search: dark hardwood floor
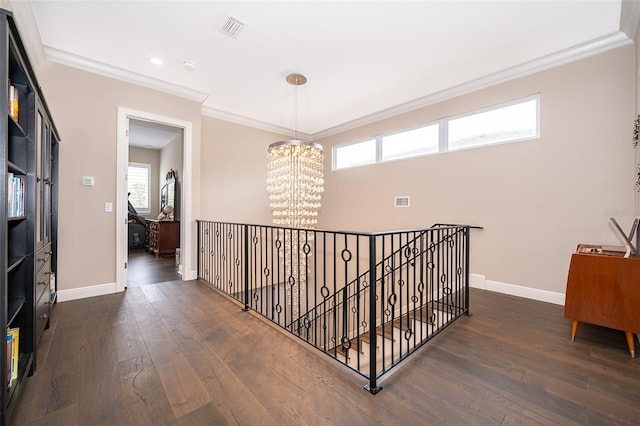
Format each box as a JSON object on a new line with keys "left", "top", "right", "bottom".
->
{"left": 10, "top": 253, "right": 640, "bottom": 425}
{"left": 126, "top": 248, "right": 181, "bottom": 287}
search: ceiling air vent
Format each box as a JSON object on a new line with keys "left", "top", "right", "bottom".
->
{"left": 394, "top": 196, "right": 410, "bottom": 208}
{"left": 219, "top": 14, "right": 245, "bottom": 39}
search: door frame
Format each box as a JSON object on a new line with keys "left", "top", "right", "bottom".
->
{"left": 116, "top": 107, "right": 194, "bottom": 292}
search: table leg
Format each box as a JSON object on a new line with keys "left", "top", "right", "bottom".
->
{"left": 625, "top": 332, "right": 636, "bottom": 358}
{"left": 571, "top": 320, "right": 579, "bottom": 342}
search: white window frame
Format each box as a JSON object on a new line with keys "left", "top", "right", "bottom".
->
{"left": 128, "top": 162, "right": 151, "bottom": 215}
{"left": 333, "top": 138, "right": 377, "bottom": 170}
{"left": 381, "top": 121, "right": 440, "bottom": 163}
{"left": 445, "top": 94, "right": 540, "bottom": 152}
{"left": 332, "top": 94, "right": 540, "bottom": 171}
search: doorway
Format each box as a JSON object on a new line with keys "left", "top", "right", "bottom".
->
{"left": 116, "top": 108, "right": 195, "bottom": 292}
{"left": 127, "top": 118, "right": 183, "bottom": 286}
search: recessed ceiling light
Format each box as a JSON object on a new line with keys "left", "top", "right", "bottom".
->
{"left": 150, "top": 57, "right": 163, "bottom": 66}
{"left": 183, "top": 61, "right": 196, "bottom": 72}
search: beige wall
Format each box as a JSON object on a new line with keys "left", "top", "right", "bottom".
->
{"left": 37, "top": 63, "right": 201, "bottom": 292}
{"left": 129, "top": 146, "right": 160, "bottom": 218}
{"left": 200, "top": 117, "right": 285, "bottom": 224}
{"left": 635, "top": 21, "right": 640, "bottom": 217}
{"left": 315, "top": 45, "right": 636, "bottom": 295}
{"left": 160, "top": 133, "right": 183, "bottom": 219}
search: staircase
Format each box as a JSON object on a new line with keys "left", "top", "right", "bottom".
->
{"left": 330, "top": 298, "right": 455, "bottom": 374}
{"left": 197, "top": 220, "right": 473, "bottom": 393}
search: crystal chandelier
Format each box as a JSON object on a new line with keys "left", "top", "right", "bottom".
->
{"left": 267, "top": 73, "right": 324, "bottom": 228}
{"left": 266, "top": 73, "right": 324, "bottom": 320}
{"left": 267, "top": 140, "right": 324, "bottom": 227}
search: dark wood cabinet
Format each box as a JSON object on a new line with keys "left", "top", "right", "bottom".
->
{"left": 0, "top": 9, "right": 59, "bottom": 425}
{"left": 145, "top": 220, "right": 180, "bottom": 256}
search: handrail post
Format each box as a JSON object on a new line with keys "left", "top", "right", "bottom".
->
{"left": 196, "top": 220, "right": 201, "bottom": 280}
{"left": 464, "top": 226, "right": 470, "bottom": 316}
{"left": 365, "top": 234, "right": 382, "bottom": 394}
{"left": 243, "top": 224, "right": 250, "bottom": 311}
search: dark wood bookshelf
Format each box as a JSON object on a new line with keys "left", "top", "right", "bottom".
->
{"left": 1, "top": 8, "right": 60, "bottom": 425}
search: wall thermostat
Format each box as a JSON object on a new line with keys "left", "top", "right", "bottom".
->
{"left": 82, "top": 176, "right": 95, "bottom": 186}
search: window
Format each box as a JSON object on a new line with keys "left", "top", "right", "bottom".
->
{"left": 448, "top": 97, "right": 539, "bottom": 151}
{"left": 128, "top": 162, "right": 151, "bottom": 214}
{"left": 334, "top": 139, "right": 376, "bottom": 170}
{"left": 382, "top": 123, "right": 439, "bottom": 161}
{"left": 333, "top": 95, "right": 540, "bottom": 170}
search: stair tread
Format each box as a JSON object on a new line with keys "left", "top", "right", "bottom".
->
{"left": 330, "top": 336, "right": 367, "bottom": 356}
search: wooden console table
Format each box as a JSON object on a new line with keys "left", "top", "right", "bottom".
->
{"left": 564, "top": 248, "right": 640, "bottom": 358}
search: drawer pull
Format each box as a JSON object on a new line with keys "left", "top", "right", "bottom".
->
{"left": 37, "top": 281, "right": 47, "bottom": 286}
{"left": 39, "top": 313, "right": 48, "bottom": 319}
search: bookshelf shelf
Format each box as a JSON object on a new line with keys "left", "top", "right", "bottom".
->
{"left": 6, "top": 161, "right": 24, "bottom": 176}
{"left": 6, "top": 257, "right": 24, "bottom": 273}
{"left": 1, "top": 8, "right": 59, "bottom": 425}
{"left": 6, "top": 299, "right": 24, "bottom": 327}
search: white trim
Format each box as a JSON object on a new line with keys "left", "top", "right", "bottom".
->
{"left": 8, "top": 0, "right": 47, "bottom": 71}
{"left": 469, "top": 273, "right": 565, "bottom": 306}
{"left": 117, "top": 107, "right": 195, "bottom": 291}
{"left": 314, "top": 31, "right": 631, "bottom": 140}
{"left": 45, "top": 47, "right": 208, "bottom": 103}
{"left": 201, "top": 106, "right": 312, "bottom": 140}
{"left": 57, "top": 282, "right": 117, "bottom": 302}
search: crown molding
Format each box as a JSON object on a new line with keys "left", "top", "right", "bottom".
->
{"left": 312, "top": 31, "right": 632, "bottom": 140}
{"left": 201, "top": 105, "right": 312, "bottom": 140}
{"left": 44, "top": 46, "right": 208, "bottom": 103}
{"left": 8, "top": 0, "right": 47, "bottom": 71}
{"left": 621, "top": 0, "right": 640, "bottom": 41}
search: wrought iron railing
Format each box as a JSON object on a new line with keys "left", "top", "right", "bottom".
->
{"left": 196, "top": 220, "right": 473, "bottom": 393}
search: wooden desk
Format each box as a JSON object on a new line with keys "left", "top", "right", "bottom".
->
{"left": 564, "top": 251, "right": 640, "bottom": 357}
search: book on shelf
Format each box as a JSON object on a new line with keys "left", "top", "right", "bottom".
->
{"left": 6, "top": 173, "right": 25, "bottom": 218}
{"left": 5, "top": 333, "right": 11, "bottom": 388}
{"left": 7, "top": 328, "right": 20, "bottom": 386}
{"left": 50, "top": 272, "right": 56, "bottom": 299}
{"left": 8, "top": 83, "right": 18, "bottom": 121}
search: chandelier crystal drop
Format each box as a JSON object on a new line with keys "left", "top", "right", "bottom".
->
{"left": 267, "top": 140, "right": 324, "bottom": 228}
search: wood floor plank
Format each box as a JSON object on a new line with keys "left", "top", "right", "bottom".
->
{"left": 176, "top": 402, "right": 228, "bottom": 426}
{"left": 141, "top": 283, "right": 167, "bottom": 302}
{"left": 112, "top": 320, "right": 149, "bottom": 362}
{"left": 118, "top": 354, "right": 177, "bottom": 426}
{"left": 76, "top": 364, "right": 125, "bottom": 426}
{"left": 182, "top": 339, "right": 278, "bottom": 426}
{"left": 24, "top": 403, "right": 78, "bottom": 426}
{"left": 155, "top": 353, "right": 211, "bottom": 419}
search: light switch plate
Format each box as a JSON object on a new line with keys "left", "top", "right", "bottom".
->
{"left": 104, "top": 202, "right": 113, "bottom": 212}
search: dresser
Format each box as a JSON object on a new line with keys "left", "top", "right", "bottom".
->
{"left": 145, "top": 220, "right": 180, "bottom": 256}
{"left": 564, "top": 248, "right": 640, "bottom": 358}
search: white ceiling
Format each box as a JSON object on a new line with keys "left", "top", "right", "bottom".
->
{"left": 129, "top": 119, "right": 184, "bottom": 149}
{"left": 9, "top": 1, "right": 637, "bottom": 139}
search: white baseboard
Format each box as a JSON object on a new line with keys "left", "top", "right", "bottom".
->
{"left": 56, "top": 282, "right": 121, "bottom": 302}
{"left": 469, "top": 273, "right": 565, "bottom": 306}
{"left": 184, "top": 269, "right": 197, "bottom": 281}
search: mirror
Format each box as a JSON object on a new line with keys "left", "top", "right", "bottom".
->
{"left": 160, "top": 173, "right": 178, "bottom": 220}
